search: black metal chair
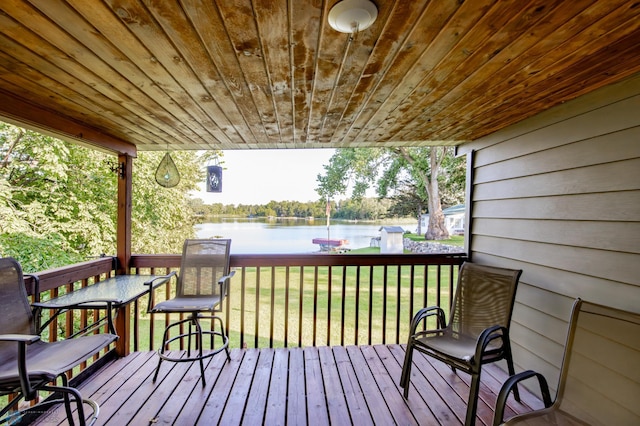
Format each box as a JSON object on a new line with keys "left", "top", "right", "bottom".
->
{"left": 493, "top": 298, "right": 640, "bottom": 425}
{"left": 0, "top": 257, "right": 117, "bottom": 426}
{"left": 148, "top": 239, "right": 234, "bottom": 387}
{"left": 400, "top": 261, "right": 522, "bottom": 425}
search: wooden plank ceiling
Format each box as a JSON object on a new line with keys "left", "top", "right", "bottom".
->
{"left": 0, "top": 0, "right": 639, "bottom": 154}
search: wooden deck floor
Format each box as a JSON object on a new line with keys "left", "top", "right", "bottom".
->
{"left": 34, "top": 345, "right": 543, "bottom": 425}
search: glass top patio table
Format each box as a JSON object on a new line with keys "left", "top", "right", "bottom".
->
{"left": 32, "top": 274, "right": 173, "bottom": 335}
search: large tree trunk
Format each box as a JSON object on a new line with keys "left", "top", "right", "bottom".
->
{"left": 424, "top": 148, "right": 449, "bottom": 240}
{"left": 396, "top": 147, "right": 450, "bottom": 240}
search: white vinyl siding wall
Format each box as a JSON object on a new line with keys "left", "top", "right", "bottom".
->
{"left": 458, "top": 73, "right": 640, "bottom": 398}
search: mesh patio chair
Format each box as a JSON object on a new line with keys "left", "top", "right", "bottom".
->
{"left": 400, "top": 261, "right": 522, "bottom": 426}
{"left": 493, "top": 298, "right": 640, "bottom": 425}
{"left": 148, "top": 239, "right": 234, "bottom": 387}
{"left": 0, "top": 257, "right": 117, "bottom": 426}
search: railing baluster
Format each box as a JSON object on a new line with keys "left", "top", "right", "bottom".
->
{"left": 382, "top": 265, "right": 388, "bottom": 345}
{"left": 327, "top": 265, "right": 332, "bottom": 346}
{"left": 368, "top": 265, "right": 373, "bottom": 346}
{"left": 80, "top": 278, "right": 89, "bottom": 370}
{"left": 270, "top": 267, "right": 275, "bottom": 348}
{"left": 298, "top": 266, "right": 303, "bottom": 347}
{"left": 284, "top": 266, "right": 290, "bottom": 348}
{"left": 240, "top": 267, "right": 246, "bottom": 349}
{"left": 340, "top": 267, "right": 346, "bottom": 346}
{"left": 436, "top": 264, "right": 442, "bottom": 309}
{"left": 423, "top": 265, "right": 428, "bottom": 310}
{"left": 312, "top": 266, "right": 318, "bottom": 347}
{"left": 255, "top": 267, "right": 261, "bottom": 349}
{"left": 355, "top": 266, "right": 361, "bottom": 346}
{"left": 49, "top": 288, "right": 59, "bottom": 342}
{"left": 396, "top": 266, "right": 401, "bottom": 344}
{"left": 409, "top": 265, "right": 415, "bottom": 327}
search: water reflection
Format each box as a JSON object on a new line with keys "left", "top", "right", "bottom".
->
{"left": 195, "top": 217, "right": 410, "bottom": 254}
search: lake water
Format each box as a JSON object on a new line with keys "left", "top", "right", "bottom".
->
{"left": 195, "top": 218, "right": 412, "bottom": 254}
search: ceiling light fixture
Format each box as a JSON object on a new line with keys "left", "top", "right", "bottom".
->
{"left": 328, "top": 0, "right": 378, "bottom": 34}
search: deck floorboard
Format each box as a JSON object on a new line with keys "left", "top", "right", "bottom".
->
{"left": 33, "top": 345, "right": 544, "bottom": 425}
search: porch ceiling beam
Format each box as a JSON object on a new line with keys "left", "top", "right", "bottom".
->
{"left": 0, "top": 90, "right": 136, "bottom": 157}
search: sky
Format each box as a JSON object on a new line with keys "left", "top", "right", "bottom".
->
{"left": 193, "top": 149, "right": 336, "bottom": 205}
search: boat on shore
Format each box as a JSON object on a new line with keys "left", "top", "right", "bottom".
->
{"left": 312, "top": 238, "right": 350, "bottom": 252}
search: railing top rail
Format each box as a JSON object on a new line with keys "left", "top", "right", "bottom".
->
{"left": 130, "top": 253, "right": 467, "bottom": 269}
{"left": 25, "top": 256, "right": 116, "bottom": 295}
{"left": 22, "top": 253, "right": 467, "bottom": 293}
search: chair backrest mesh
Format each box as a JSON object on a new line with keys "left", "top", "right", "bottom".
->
{"left": 557, "top": 300, "right": 640, "bottom": 425}
{"left": 0, "top": 258, "right": 35, "bottom": 357}
{"left": 450, "top": 262, "right": 521, "bottom": 338}
{"left": 177, "top": 239, "right": 231, "bottom": 298}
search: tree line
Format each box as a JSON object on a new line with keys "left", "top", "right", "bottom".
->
{"left": 189, "top": 197, "right": 397, "bottom": 221}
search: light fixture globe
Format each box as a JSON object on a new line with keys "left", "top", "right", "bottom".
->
{"left": 328, "top": 0, "right": 378, "bottom": 33}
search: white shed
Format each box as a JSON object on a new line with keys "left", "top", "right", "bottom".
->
{"left": 379, "top": 226, "right": 404, "bottom": 254}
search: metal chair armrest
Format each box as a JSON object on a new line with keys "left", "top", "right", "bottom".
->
{"left": 410, "top": 305, "right": 446, "bottom": 336}
{"left": 493, "top": 370, "right": 553, "bottom": 426}
{"left": 474, "top": 325, "right": 507, "bottom": 361}
{"left": 217, "top": 270, "right": 236, "bottom": 298}
{"left": 0, "top": 333, "right": 40, "bottom": 343}
{"left": 145, "top": 271, "right": 177, "bottom": 313}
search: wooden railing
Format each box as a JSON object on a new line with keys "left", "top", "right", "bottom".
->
{"left": 129, "top": 253, "right": 467, "bottom": 352}
{"left": 25, "top": 253, "right": 467, "bottom": 371}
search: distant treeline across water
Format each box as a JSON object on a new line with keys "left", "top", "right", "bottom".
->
{"left": 195, "top": 217, "right": 415, "bottom": 254}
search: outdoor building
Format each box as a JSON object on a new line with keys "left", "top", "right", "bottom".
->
{"left": 378, "top": 226, "right": 405, "bottom": 254}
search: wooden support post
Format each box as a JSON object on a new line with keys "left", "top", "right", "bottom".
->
{"left": 116, "top": 153, "right": 132, "bottom": 275}
{"left": 116, "top": 153, "right": 133, "bottom": 355}
{"left": 115, "top": 305, "right": 131, "bottom": 356}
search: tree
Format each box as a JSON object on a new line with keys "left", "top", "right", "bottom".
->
{"left": 386, "top": 179, "right": 425, "bottom": 234}
{"left": 316, "top": 147, "right": 464, "bottom": 240}
{"left": 395, "top": 147, "right": 448, "bottom": 240}
{"left": 0, "top": 122, "right": 214, "bottom": 270}
{"left": 1, "top": 123, "right": 117, "bottom": 270}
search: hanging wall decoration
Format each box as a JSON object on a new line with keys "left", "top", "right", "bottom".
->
{"left": 155, "top": 151, "right": 180, "bottom": 188}
{"left": 206, "top": 158, "right": 222, "bottom": 193}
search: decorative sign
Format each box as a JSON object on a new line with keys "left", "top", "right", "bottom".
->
{"left": 207, "top": 165, "right": 222, "bottom": 192}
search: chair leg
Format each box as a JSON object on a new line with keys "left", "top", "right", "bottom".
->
{"left": 62, "top": 389, "right": 76, "bottom": 426}
{"left": 400, "top": 342, "right": 414, "bottom": 398}
{"left": 213, "top": 315, "right": 231, "bottom": 361}
{"left": 187, "top": 318, "right": 194, "bottom": 357}
{"left": 59, "top": 375, "right": 77, "bottom": 426}
{"left": 193, "top": 318, "right": 207, "bottom": 388}
{"left": 154, "top": 323, "right": 173, "bottom": 382}
{"left": 69, "top": 387, "right": 87, "bottom": 426}
{"left": 504, "top": 341, "right": 520, "bottom": 402}
{"left": 465, "top": 372, "right": 481, "bottom": 426}
{"left": 40, "top": 383, "right": 90, "bottom": 426}
{"left": 153, "top": 313, "right": 228, "bottom": 387}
